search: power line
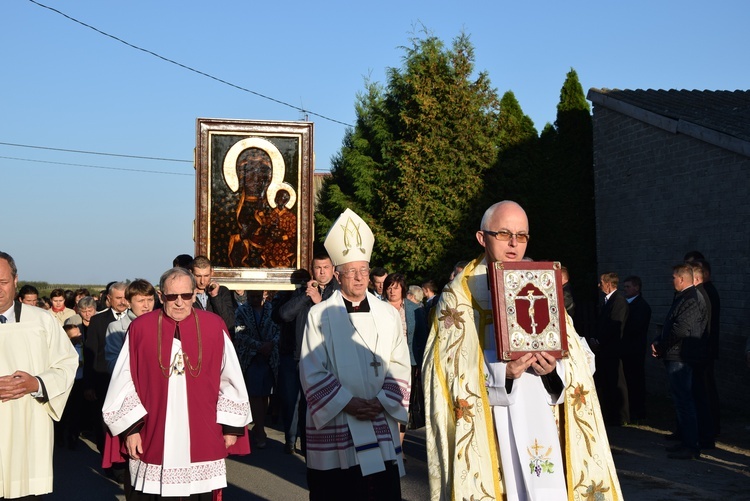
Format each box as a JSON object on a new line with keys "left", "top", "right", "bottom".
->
{"left": 0, "top": 141, "right": 191, "bottom": 163}
{"left": 0, "top": 155, "right": 193, "bottom": 176}
{"left": 28, "top": 0, "right": 354, "bottom": 128}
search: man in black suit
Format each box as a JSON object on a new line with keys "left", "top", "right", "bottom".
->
{"left": 691, "top": 262, "right": 720, "bottom": 443}
{"left": 591, "top": 272, "right": 630, "bottom": 425}
{"left": 83, "top": 282, "right": 129, "bottom": 454}
{"left": 621, "top": 276, "right": 651, "bottom": 421}
{"left": 190, "top": 256, "right": 236, "bottom": 335}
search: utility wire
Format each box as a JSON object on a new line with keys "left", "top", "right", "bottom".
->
{"left": 0, "top": 141, "right": 191, "bottom": 163}
{"left": 28, "top": 0, "right": 354, "bottom": 128}
{"left": 0, "top": 155, "right": 192, "bottom": 176}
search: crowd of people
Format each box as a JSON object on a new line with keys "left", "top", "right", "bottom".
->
{"left": 587, "top": 252, "right": 722, "bottom": 461}
{"left": 0, "top": 199, "right": 733, "bottom": 500}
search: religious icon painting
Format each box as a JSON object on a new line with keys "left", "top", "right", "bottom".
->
{"left": 488, "top": 261, "right": 569, "bottom": 361}
{"left": 195, "top": 119, "right": 314, "bottom": 291}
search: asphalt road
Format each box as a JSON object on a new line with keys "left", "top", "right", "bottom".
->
{"left": 48, "top": 421, "right": 749, "bottom": 500}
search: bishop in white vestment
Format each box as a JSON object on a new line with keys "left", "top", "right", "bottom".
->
{"left": 300, "top": 209, "right": 411, "bottom": 501}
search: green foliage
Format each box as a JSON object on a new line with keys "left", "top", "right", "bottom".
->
{"left": 318, "top": 34, "right": 596, "bottom": 301}
{"left": 530, "top": 68, "right": 596, "bottom": 304}
{"left": 317, "top": 32, "right": 501, "bottom": 280}
{"left": 17, "top": 281, "right": 107, "bottom": 299}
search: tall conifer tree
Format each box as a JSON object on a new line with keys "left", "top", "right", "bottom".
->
{"left": 317, "top": 32, "right": 501, "bottom": 278}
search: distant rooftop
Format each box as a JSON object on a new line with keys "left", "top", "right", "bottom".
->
{"left": 587, "top": 88, "right": 750, "bottom": 157}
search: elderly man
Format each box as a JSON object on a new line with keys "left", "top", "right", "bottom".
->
{"left": 0, "top": 251, "right": 79, "bottom": 499}
{"left": 423, "top": 201, "right": 622, "bottom": 501}
{"left": 103, "top": 267, "right": 251, "bottom": 499}
{"left": 300, "top": 209, "right": 411, "bottom": 501}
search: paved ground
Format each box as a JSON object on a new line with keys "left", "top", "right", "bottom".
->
{"left": 48, "top": 412, "right": 749, "bottom": 500}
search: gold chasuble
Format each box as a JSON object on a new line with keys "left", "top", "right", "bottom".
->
{"left": 423, "top": 256, "right": 622, "bottom": 501}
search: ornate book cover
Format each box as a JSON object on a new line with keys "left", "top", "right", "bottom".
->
{"left": 488, "top": 261, "right": 569, "bottom": 361}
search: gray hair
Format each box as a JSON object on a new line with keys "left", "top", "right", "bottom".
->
{"left": 109, "top": 282, "right": 128, "bottom": 294}
{"left": 77, "top": 296, "right": 97, "bottom": 310}
{"left": 159, "top": 266, "right": 196, "bottom": 292}
{"left": 407, "top": 285, "right": 424, "bottom": 302}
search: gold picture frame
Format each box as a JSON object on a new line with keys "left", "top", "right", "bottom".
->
{"left": 195, "top": 118, "right": 314, "bottom": 290}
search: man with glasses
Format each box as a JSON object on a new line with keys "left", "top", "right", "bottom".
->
{"left": 300, "top": 209, "right": 411, "bottom": 501}
{"left": 103, "top": 267, "right": 251, "bottom": 499}
{"left": 423, "top": 201, "right": 622, "bottom": 500}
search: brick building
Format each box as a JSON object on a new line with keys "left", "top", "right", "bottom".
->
{"left": 587, "top": 88, "right": 750, "bottom": 411}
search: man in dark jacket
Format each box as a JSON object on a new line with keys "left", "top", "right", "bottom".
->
{"left": 276, "top": 252, "right": 340, "bottom": 454}
{"left": 190, "top": 256, "right": 236, "bottom": 335}
{"left": 592, "top": 272, "right": 630, "bottom": 425}
{"left": 652, "top": 264, "right": 709, "bottom": 459}
{"left": 621, "top": 276, "right": 651, "bottom": 421}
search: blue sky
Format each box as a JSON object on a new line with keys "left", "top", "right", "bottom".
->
{"left": 2, "top": 0, "right": 747, "bottom": 285}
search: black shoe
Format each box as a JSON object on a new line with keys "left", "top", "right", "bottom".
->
{"left": 665, "top": 443, "right": 685, "bottom": 453}
{"left": 668, "top": 448, "right": 699, "bottom": 460}
{"left": 700, "top": 441, "right": 716, "bottom": 450}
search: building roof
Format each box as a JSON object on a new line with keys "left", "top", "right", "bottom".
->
{"left": 587, "top": 88, "right": 750, "bottom": 157}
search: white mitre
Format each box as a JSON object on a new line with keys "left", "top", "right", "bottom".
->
{"left": 324, "top": 208, "right": 374, "bottom": 266}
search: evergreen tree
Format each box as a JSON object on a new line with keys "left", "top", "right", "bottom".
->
{"left": 481, "top": 91, "right": 539, "bottom": 223}
{"left": 317, "top": 32, "right": 501, "bottom": 279}
{"left": 531, "top": 68, "right": 596, "bottom": 323}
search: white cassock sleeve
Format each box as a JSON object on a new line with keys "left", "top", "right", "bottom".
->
{"left": 217, "top": 331, "right": 252, "bottom": 427}
{"left": 102, "top": 336, "right": 147, "bottom": 436}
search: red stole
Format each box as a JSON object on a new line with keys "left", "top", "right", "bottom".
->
{"left": 127, "top": 308, "right": 227, "bottom": 465}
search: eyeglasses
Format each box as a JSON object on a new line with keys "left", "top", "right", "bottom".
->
{"left": 162, "top": 292, "right": 194, "bottom": 302}
{"left": 338, "top": 267, "right": 370, "bottom": 278}
{"left": 483, "top": 230, "right": 530, "bottom": 243}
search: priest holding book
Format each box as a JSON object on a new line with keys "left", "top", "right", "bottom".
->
{"left": 423, "top": 201, "right": 622, "bottom": 501}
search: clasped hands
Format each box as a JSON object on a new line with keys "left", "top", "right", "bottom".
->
{"left": 344, "top": 397, "right": 384, "bottom": 421}
{"left": 505, "top": 352, "right": 556, "bottom": 379}
{"left": 0, "top": 371, "right": 39, "bottom": 402}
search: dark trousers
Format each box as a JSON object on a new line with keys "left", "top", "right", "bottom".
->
{"left": 307, "top": 462, "right": 401, "bottom": 501}
{"left": 277, "top": 354, "right": 301, "bottom": 444}
{"left": 666, "top": 360, "right": 712, "bottom": 452}
{"left": 703, "top": 360, "right": 721, "bottom": 437}
{"left": 594, "top": 356, "right": 630, "bottom": 425}
{"left": 622, "top": 354, "right": 646, "bottom": 420}
{"left": 127, "top": 491, "right": 213, "bottom": 501}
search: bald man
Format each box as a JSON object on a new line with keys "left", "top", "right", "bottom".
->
{"left": 423, "top": 201, "right": 622, "bottom": 501}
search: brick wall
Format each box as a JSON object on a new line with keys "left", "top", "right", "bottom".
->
{"left": 591, "top": 106, "right": 750, "bottom": 412}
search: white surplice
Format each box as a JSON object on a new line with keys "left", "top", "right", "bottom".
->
{"left": 0, "top": 304, "right": 78, "bottom": 498}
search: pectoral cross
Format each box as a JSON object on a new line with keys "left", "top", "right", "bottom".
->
{"left": 370, "top": 354, "right": 382, "bottom": 376}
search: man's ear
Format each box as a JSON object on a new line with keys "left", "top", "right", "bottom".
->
{"left": 476, "top": 230, "right": 486, "bottom": 248}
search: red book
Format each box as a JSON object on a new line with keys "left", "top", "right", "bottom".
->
{"left": 488, "top": 261, "right": 569, "bottom": 361}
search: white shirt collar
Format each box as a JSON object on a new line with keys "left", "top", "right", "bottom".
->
{"left": 0, "top": 303, "right": 15, "bottom": 323}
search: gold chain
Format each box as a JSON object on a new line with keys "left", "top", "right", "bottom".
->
{"left": 157, "top": 310, "right": 203, "bottom": 378}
